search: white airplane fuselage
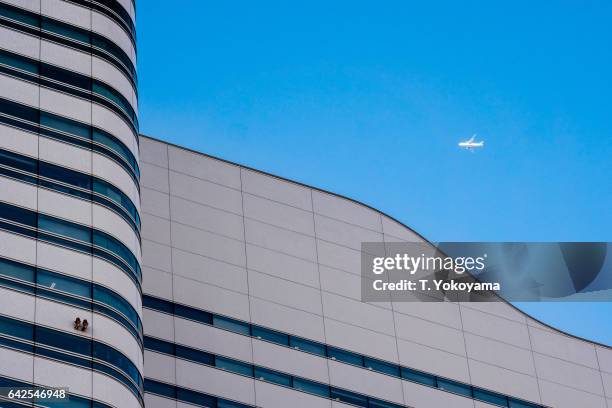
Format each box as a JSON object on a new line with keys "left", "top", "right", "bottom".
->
{"left": 458, "top": 141, "right": 484, "bottom": 149}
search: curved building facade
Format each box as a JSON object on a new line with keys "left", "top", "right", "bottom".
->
{"left": 0, "top": 0, "right": 143, "bottom": 407}
{"left": 139, "top": 136, "right": 612, "bottom": 408}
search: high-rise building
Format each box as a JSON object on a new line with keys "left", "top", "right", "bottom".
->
{"left": 0, "top": 1, "right": 611, "bottom": 408}
{"left": 0, "top": 0, "right": 142, "bottom": 407}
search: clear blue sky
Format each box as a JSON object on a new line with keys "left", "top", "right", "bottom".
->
{"left": 137, "top": 1, "right": 612, "bottom": 345}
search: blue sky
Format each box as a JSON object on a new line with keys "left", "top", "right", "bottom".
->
{"left": 137, "top": 1, "right": 612, "bottom": 344}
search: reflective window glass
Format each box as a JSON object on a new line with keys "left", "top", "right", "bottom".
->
{"left": 328, "top": 347, "right": 363, "bottom": 366}
{"left": 437, "top": 378, "right": 472, "bottom": 397}
{"left": 401, "top": 367, "right": 437, "bottom": 387}
{"left": 289, "top": 336, "right": 326, "bottom": 356}
{"left": 364, "top": 357, "right": 400, "bottom": 377}
{"left": 254, "top": 367, "right": 291, "bottom": 387}
{"left": 213, "top": 315, "right": 250, "bottom": 336}
{"left": 292, "top": 377, "right": 330, "bottom": 398}
{"left": 252, "top": 326, "right": 289, "bottom": 346}
{"left": 215, "top": 357, "right": 253, "bottom": 377}
{"left": 330, "top": 388, "right": 367, "bottom": 407}
{"left": 37, "top": 269, "right": 91, "bottom": 298}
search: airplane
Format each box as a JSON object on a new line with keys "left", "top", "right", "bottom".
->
{"left": 458, "top": 134, "right": 484, "bottom": 150}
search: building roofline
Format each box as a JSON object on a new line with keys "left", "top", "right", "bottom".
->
{"left": 139, "top": 133, "right": 611, "bottom": 350}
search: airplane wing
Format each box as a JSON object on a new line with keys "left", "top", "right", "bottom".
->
{"left": 468, "top": 134, "right": 476, "bottom": 143}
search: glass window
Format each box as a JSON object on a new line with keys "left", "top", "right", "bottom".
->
{"left": 369, "top": 399, "right": 405, "bottom": 408}
{"left": 93, "top": 230, "right": 136, "bottom": 271}
{"left": 174, "top": 304, "right": 213, "bottom": 325}
{"left": 330, "top": 388, "right": 367, "bottom": 407}
{"left": 401, "top": 367, "right": 437, "bottom": 387}
{"left": 0, "top": 98, "right": 39, "bottom": 123}
{"left": 252, "top": 326, "right": 289, "bottom": 346}
{"left": 39, "top": 161, "right": 91, "bottom": 190}
{"left": 38, "top": 215, "right": 91, "bottom": 243}
{"left": 437, "top": 378, "right": 472, "bottom": 397}
{"left": 37, "top": 269, "right": 91, "bottom": 298}
{"left": 144, "top": 379, "right": 176, "bottom": 399}
{"left": 0, "top": 257, "right": 35, "bottom": 282}
{"left": 217, "top": 399, "right": 253, "bottom": 408}
{"left": 41, "top": 17, "right": 90, "bottom": 43}
{"left": 508, "top": 398, "right": 540, "bottom": 408}
{"left": 175, "top": 344, "right": 214, "bottom": 366}
{"left": 215, "top": 357, "right": 253, "bottom": 377}
{"left": 474, "top": 388, "right": 508, "bottom": 406}
{"left": 41, "top": 112, "right": 91, "bottom": 139}
{"left": 0, "top": 315, "right": 34, "bottom": 341}
{"left": 328, "top": 347, "right": 363, "bottom": 366}
{"left": 36, "top": 327, "right": 91, "bottom": 355}
{"left": 364, "top": 357, "right": 400, "bottom": 377}
{"left": 0, "top": 202, "right": 36, "bottom": 226}
{"left": 0, "top": 49, "right": 38, "bottom": 73}
{"left": 144, "top": 336, "right": 174, "bottom": 355}
{"left": 176, "top": 388, "right": 216, "bottom": 407}
{"left": 254, "top": 367, "right": 291, "bottom": 387}
{"left": 40, "top": 64, "right": 91, "bottom": 90}
{"left": 213, "top": 315, "right": 250, "bottom": 336}
{"left": 92, "top": 128, "right": 139, "bottom": 176}
{"left": 0, "top": 2, "right": 39, "bottom": 26}
{"left": 292, "top": 377, "right": 330, "bottom": 398}
{"left": 94, "top": 285, "right": 138, "bottom": 324}
{"left": 142, "top": 295, "right": 173, "bottom": 313}
{"left": 289, "top": 336, "right": 326, "bottom": 356}
{"left": 0, "top": 148, "right": 37, "bottom": 174}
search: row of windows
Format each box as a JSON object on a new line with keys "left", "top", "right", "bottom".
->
{"left": 142, "top": 295, "right": 544, "bottom": 408}
{"left": 145, "top": 336, "right": 406, "bottom": 408}
{"left": 0, "top": 201, "right": 142, "bottom": 287}
{"left": 0, "top": 256, "right": 142, "bottom": 347}
{"left": 65, "top": 0, "right": 136, "bottom": 49}
{"left": 0, "top": 1, "right": 137, "bottom": 89}
{"left": 0, "top": 147, "right": 141, "bottom": 237}
{"left": 0, "top": 315, "right": 143, "bottom": 405}
{"left": 0, "top": 375, "right": 113, "bottom": 408}
{"left": 0, "top": 96, "right": 140, "bottom": 188}
{"left": 0, "top": 47, "right": 138, "bottom": 134}
{"left": 145, "top": 378, "right": 252, "bottom": 408}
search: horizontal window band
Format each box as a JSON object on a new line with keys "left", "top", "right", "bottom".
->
{"left": 0, "top": 2, "right": 137, "bottom": 90}
{"left": 0, "top": 315, "right": 144, "bottom": 406}
{"left": 142, "top": 295, "right": 546, "bottom": 408}
{"left": 0, "top": 96, "right": 140, "bottom": 187}
{"left": 0, "top": 201, "right": 141, "bottom": 287}
{"left": 0, "top": 48, "right": 138, "bottom": 135}
{"left": 0, "top": 374, "right": 114, "bottom": 408}
{"left": 0, "top": 147, "right": 141, "bottom": 236}
{"left": 0, "top": 256, "right": 143, "bottom": 346}
{"left": 145, "top": 378, "right": 253, "bottom": 408}
{"left": 63, "top": 0, "right": 136, "bottom": 50}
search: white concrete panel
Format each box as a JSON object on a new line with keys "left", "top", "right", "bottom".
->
{"left": 246, "top": 243, "right": 320, "bottom": 288}
{"left": 92, "top": 104, "right": 138, "bottom": 157}
{"left": 142, "top": 213, "right": 171, "bottom": 245}
{"left": 469, "top": 359, "right": 541, "bottom": 403}
{"left": 93, "top": 314, "right": 143, "bottom": 373}
{"left": 170, "top": 196, "right": 244, "bottom": 241}
{"left": 539, "top": 379, "right": 606, "bottom": 408}
{"left": 0, "top": 73, "right": 39, "bottom": 107}
{"left": 322, "top": 292, "right": 395, "bottom": 336}
{"left": 460, "top": 305, "right": 532, "bottom": 349}
{"left": 38, "top": 188, "right": 92, "bottom": 226}
{"left": 460, "top": 301, "right": 527, "bottom": 323}
{"left": 142, "top": 309, "right": 175, "bottom": 342}
{"left": 93, "top": 204, "right": 140, "bottom": 260}
{"left": 141, "top": 187, "right": 170, "bottom": 219}
{"left": 394, "top": 312, "right": 467, "bottom": 356}
{"left": 312, "top": 190, "right": 382, "bottom": 232}
{"left": 93, "top": 257, "right": 141, "bottom": 313}
{"left": 169, "top": 170, "right": 242, "bottom": 214}
{"left": 602, "top": 371, "right": 612, "bottom": 399}
{"left": 0, "top": 26, "right": 39, "bottom": 60}
{"left": 381, "top": 215, "right": 422, "bottom": 242}
{"left": 39, "top": 137, "right": 91, "bottom": 174}
{"left": 175, "top": 360, "right": 256, "bottom": 405}
{"left": 397, "top": 337, "right": 471, "bottom": 383}
{"left": 40, "top": 40, "right": 91, "bottom": 76}
{"left": 93, "top": 371, "right": 141, "bottom": 408}
{"left": 252, "top": 338, "right": 329, "bottom": 383}
{"left": 0, "top": 176, "right": 37, "bottom": 210}
{"left": 316, "top": 239, "right": 362, "bottom": 275}
{"left": 174, "top": 318, "right": 253, "bottom": 363}
{"left": 249, "top": 270, "right": 323, "bottom": 315}
{"left": 92, "top": 11, "right": 135, "bottom": 66}
{"left": 392, "top": 300, "right": 462, "bottom": 330}
{"left": 255, "top": 380, "right": 331, "bottom": 408}
{"left": 173, "top": 275, "right": 250, "bottom": 321}
{"left": 145, "top": 350, "right": 176, "bottom": 384}
{"left": 529, "top": 325, "right": 599, "bottom": 369}
{"left": 34, "top": 357, "right": 92, "bottom": 398}
{"left": 0, "top": 347, "right": 34, "bottom": 382}
{"left": 41, "top": 0, "right": 91, "bottom": 29}
{"left": 168, "top": 146, "right": 241, "bottom": 189}
{"left": 140, "top": 138, "right": 168, "bottom": 168}
{"left": 597, "top": 346, "right": 612, "bottom": 374}
{"left": 0, "top": 287, "right": 35, "bottom": 322}
{"left": 243, "top": 193, "right": 315, "bottom": 236}
{"left": 0, "top": 124, "right": 38, "bottom": 156}
{"left": 171, "top": 222, "right": 245, "bottom": 267}
{"left": 36, "top": 240, "right": 92, "bottom": 281}
{"left": 245, "top": 218, "right": 317, "bottom": 262}
{"left": 241, "top": 169, "right": 313, "bottom": 211}
{"left": 315, "top": 214, "right": 383, "bottom": 252}
{"left": 143, "top": 266, "right": 172, "bottom": 300}
{"left": 141, "top": 163, "right": 169, "bottom": 196}
{"left": 172, "top": 248, "right": 248, "bottom": 294}
{"left": 92, "top": 56, "right": 137, "bottom": 110}
{"left": 40, "top": 87, "right": 91, "bottom": 124}
{"left": 402, "top": 380, "right": 475, "bottom": 408}
{"left": 328, "top": 360, "right": 404, "bottom": 404}
{"left": 465, "top": 332, "right": 536, "bottom": 376}
{"left": 142, "top": 239, "right": 171, "bottom": 273}
{"left": 0, "top": 230, "right": 37, "bottom": 267}
{"left": 325, "top": 318, "right": 399, "bottom": 362}
{"left": 319, "top": 265, "right": 373, "bottom": 303}
{"left": 250, "top": 297, "right": 326, "bottom": 342}
{"left": 533, "top": 352, "right": 604, "bottom": 396}
{"left": 35, "top": 298, "right": 92, "bottom": 339}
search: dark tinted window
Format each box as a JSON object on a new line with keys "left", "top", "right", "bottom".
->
{"left": 144, "top": 379, "right": 176, "bottom": 398}
{"left": 42, "top": 17, "right": 90, "bottom": 43}
{"left": 254, "top": 367, "right": 291, "bottom": 387}
{"left": 437, "top": 378, "right": 472, "bottom": 397}
{"left": 328, "top": 347, "right": 363, "bottom": 366}
{"left": 0, "top": 257, "right": 35, "bottom": 282}
{"left": 142, "top": 295, "right": 173, "bottom": 313}
{"left": 252, "top": 326, "right": 288, "bottom": 346}
{"left": 213, "top": 315, "right": 250, "bottom": 336}
{"left": 41, "top": 112, "right": 91, "bottom": 139}
{"left": 38, "top": 214, "right": 91, "bottom": 242}
{"left": 144, "top": 336, "right": 174, "bottom": 355}
{"left": 475, "top": 388, "right": 508, "bottom": 406}
{"left": 36, "top": 326, "right": 91, "bottom": 355}
{"left": 364, "top": 357, "right": 400, "bottom": 377}
{"left": 215, "top": 357, "right": 253, "bottom": 377}
{"left": 0, "top": 315, "right": 34, "bottom": 341}
{"left": 176, "top": 388, "right": 216, "bottom": 407}
{"left": 176, "top": 344, "right": 214, "bottom": 366}
{"left": 0, "top": 201, "right": 36, "bottom": 226}
{"left": 330, "top": 388, "right": 367, "bottom": 407}
{"left": 509, "top": 398, "right": 540, "bottom": 408}
{"left": 289, "top": 336, "right": 326, "bottom": 356}
{"left": 292, "top": 377, "right": 330, "bottom": 398}
{"left": 37, "top": 269, "right": 91, "bottom": 298}
{"left": 174, "top": 304, "right": 213, "bottom": 324}
{"left": 401, "top": 367, "right": 437, "bottom": 387}
{"left": 0, "top": 148, "right": 37, "bottom": 173}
